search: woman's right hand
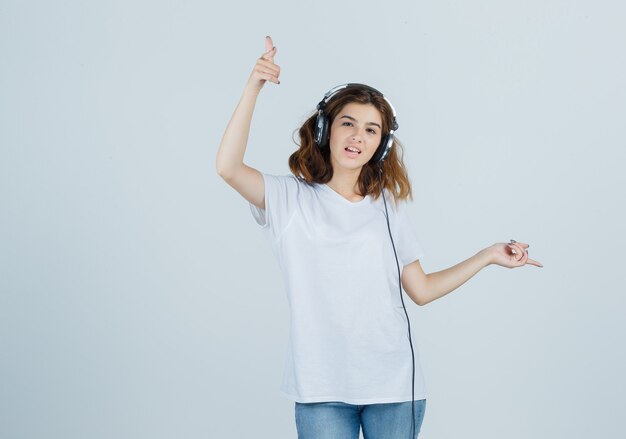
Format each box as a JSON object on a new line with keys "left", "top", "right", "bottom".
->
{"left": 247, "top": 36, "right": 281, "bottom": 92}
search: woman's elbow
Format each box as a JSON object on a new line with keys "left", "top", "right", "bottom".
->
{"left": 403, "top": 286, "right": 428, "bottom": 306}
{"left": 216, "top": 159, "right": 239, "bottom": 182}
{"left": 413, "top": 293, "right": 429, "bottom": 306}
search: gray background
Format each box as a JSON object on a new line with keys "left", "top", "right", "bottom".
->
{"left": 1, "top": 0, "right": 624, "bottom": 438}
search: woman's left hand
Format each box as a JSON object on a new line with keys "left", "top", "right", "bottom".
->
{"left": 489, "top": 240, "right": 543, "bottom": 268}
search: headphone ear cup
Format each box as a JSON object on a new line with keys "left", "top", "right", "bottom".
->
{"left": 314, "top": 111, "right": 330, "bottom": 147}
{"left": 372, "top": 134, "right": 394, "bottom": 163}
{"left": 321, "top": 114, "right": 330, "bottom": 147}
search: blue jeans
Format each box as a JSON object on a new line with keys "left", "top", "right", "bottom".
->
{"left": 294, "top": 399, "right": 426, "bottom": 439}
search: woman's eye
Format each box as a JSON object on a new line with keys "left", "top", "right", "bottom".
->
{"left": 342, "top": 121, "right": 352, "bottom": 126}
{"left": 367, "top": 128, "right": 377, "bottom": 134}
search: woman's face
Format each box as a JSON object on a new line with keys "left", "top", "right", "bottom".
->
{"left": 328, "top": 102, "right": 383, "bottom": 172}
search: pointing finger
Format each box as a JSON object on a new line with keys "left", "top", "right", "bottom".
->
{"left": 265, "top": 35, "right": 273, "bottom": 52}
{"left": 526, "top": 257, "right": 543, "bottom": 267}
{"left": 261, "top": 46, "right": 277, "bottom": 62}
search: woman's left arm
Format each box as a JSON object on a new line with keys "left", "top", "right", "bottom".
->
{"left": 402, "top": 241, "right": 543, "bottom": 306}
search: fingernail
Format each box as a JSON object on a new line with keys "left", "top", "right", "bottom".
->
{"left": 510, "top": 239, "right": 517, "bottom": 243}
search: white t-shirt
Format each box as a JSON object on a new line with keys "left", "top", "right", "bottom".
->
{"left": 249, "top": 172, "right": 427, "bottom": 404}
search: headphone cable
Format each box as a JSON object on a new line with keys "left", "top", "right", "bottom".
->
{"left": 378, "top": 163, "right": 417, "bottom": 439}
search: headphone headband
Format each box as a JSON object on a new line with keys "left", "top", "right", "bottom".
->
{"left": 317, "top": 83, "right": 398, "bottom": 130}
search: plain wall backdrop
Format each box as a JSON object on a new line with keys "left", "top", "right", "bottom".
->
{"left": 1, "top": 0, "right": 625, "bottom": 438}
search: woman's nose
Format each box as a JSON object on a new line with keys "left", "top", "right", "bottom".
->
{"left": 351, "top": 133, "right": 363, "bottom": 143}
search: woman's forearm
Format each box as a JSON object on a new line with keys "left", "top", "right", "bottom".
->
{"left": 215, "top": 84, "right": 261, "bottom": 179}
{"left": 422, "top": 248, "right": 493, "bottom": 305}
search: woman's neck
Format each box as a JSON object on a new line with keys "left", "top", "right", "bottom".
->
{"left": 326, "top": 170, "right": 363, "bottom": 200}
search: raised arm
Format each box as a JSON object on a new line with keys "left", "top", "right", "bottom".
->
{"left": 216, "top": 36, "right": 281, "bottom": 210}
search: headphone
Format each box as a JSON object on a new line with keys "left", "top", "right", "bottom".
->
{"left": 313, "top": 83, "right": 399, "bottom": 164}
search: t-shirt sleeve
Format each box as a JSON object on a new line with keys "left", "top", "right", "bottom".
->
{"left": 249, "top": 173, "right": 300, "bottom": 241}
{"left": 395, "top": 201, "right": 425, "bottom": 267}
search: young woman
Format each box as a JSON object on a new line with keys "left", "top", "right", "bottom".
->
{"left": 216, "top": 36, "right": 542, "bottom": 439}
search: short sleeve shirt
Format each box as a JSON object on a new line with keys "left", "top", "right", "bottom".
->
{"left": 250, "top": 173, "right": 427, "bottom": 404}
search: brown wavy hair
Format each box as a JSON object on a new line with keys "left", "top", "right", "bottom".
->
{"left": 288, "top": 85, "right": 413, "bottom": 203}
